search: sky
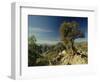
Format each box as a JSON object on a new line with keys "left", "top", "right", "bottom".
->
{"left": 28, "top": 15, "right": 88, "bottom": 44}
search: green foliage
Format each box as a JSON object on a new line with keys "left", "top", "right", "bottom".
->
{"left": 28, "top": 35, "right": 41, "bottom": 66}
{"left": 28, "top": 35, "right": 36, "bottom": 45}
{"left": 60, "top": 21, "right": 84, "bottom": 41}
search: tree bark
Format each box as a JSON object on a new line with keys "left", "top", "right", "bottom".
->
{"left": 71, "top": 39, "right": 77, "bottom": 55}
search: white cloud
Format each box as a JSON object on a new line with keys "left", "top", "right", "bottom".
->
{"left": 36, "top": 40, "right": 60, "bottom": 45}
{"left": 29, "top": 27, "right": 53, "bottom": 33}
{"left": 75, "top": 38, "right": 87, "bottom": 42}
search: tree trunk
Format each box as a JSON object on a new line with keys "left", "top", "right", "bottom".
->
{"left": 71, "top": 40, "right": 77, "bottom": 55}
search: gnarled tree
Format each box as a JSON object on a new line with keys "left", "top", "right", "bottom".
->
{"left": 60, "top": 21, "right": 84, "bottom": 55}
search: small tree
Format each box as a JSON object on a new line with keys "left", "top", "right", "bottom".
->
{"left": 28, "top": 35, "right": 40, "bottom": 66}
{"left": 60, "top": 21, "right": 84, "bottom": 55}
{"left": 28, "top": 35, "right": 36, "bottom": 45}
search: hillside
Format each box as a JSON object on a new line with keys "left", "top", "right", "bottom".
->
{"left": 28, "top": 42, "right": 88, "bottom": 66}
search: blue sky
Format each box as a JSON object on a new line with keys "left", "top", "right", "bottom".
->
{"left": 28, "top": 15, "right": 88, "bottom": 44}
